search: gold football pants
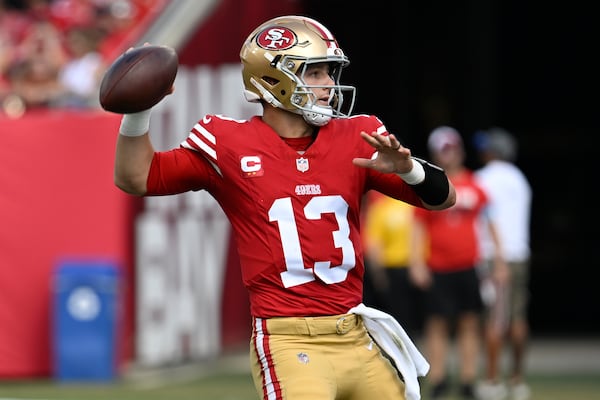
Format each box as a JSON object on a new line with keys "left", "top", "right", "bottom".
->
{"left": 250, "top": 314, "right": 406, "bottom": 400}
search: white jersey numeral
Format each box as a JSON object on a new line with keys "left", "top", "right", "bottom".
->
{"left": 268, "top": 195, "right": 356, "bottom": 288}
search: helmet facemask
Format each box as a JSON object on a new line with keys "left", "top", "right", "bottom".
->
{"left": 287, "top": 58, "right": 355, "bottom": 126}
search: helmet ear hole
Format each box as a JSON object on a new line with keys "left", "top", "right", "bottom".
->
{"left": 263, "top": 76, "right": 279, "bottom": 86}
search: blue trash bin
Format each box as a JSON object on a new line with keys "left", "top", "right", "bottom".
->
{"left": 53, "top": 260, "right": 121, "bottom": 382}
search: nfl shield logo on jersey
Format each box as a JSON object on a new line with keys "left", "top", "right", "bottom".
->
{"left": 296, "top": 157, "right": 309, "bottom": 173}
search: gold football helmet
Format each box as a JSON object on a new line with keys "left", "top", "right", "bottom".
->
{"left": 240, "top": 15, "right": 356, "bottom": 126}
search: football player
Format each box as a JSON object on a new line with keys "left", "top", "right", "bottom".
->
{"left": 113, "top": 15, "right": 456, "bottom": 400}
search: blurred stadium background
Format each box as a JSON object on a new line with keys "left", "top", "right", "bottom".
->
{"left": 0, "top": 0, "right": 596, "bottom": 391}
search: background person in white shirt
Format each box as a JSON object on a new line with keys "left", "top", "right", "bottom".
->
{"left": 473, "top": 127, "right": 533, "bottom": 400}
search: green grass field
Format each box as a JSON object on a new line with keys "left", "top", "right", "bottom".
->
{"left": 1, "top": 372, "right": 599, "bottom": 400}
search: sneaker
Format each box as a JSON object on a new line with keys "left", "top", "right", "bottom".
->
{"left": 510, "top": 383, "right": 531, "bottom": 400}
{"left": 460, "top": 383, "right": 477, "bottom": 399}
{"left": 476, "top": 381, "right": 508, "bottom": 400}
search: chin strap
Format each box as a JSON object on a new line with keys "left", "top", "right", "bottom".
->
{"left": 251, "top": 77, "right": 333, "bottom": 126}
{"left": 302, "top": 104, "right": 332, "bottom": 126}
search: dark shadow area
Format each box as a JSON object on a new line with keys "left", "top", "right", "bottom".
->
{"left": 305, "top": 1, "right": 597, "bottom": 335}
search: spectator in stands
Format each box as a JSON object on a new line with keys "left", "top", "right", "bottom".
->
{"left": 0, "top": 0, "right": 34, "bottom": 106}
{"left": 0, "top": 30, "right": 12, "bottom": 103}
{"left": 45, "top": 0, "right": 97, "bottom": 32}
{"left": 58, "top": 25, "right": 106, "bottom": 108}
{"left": 6, "top": 19, "right": 67, "bottom": 109}
{"left": 7, "top": 52, "right": 65, "bottom": 109}
{"left": 94, "top": 1, "right": 138, "bottom": 62}
{"left": 1, "top": 0, "right": 160, "bottom": 116}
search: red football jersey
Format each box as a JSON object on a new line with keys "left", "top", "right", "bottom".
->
{"left": 147, "top": 114, "right": 423, "bottom": 317}
{"left": 413, "top": 169, "right": 488, "bottom": 272}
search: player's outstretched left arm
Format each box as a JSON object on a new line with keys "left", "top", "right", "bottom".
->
{"left": 352, "top": 131, "right": 456, "bottom": 210}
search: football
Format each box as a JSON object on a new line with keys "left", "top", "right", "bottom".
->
{"left": 99, "top": 45, "right": 178, "bottom": 114}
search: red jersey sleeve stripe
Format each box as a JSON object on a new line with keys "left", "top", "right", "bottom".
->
{"left": 376, "top": 124, "right": 388, "bottom": 135}
{"left": 180, "top": 123, "right": 217, "bottom": 162}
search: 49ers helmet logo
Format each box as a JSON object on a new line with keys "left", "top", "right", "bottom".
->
{"left": 256, "top": 26, "right": 297, "bottom": 50}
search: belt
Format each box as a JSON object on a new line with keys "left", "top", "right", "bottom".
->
{"left": 263, "top": 314, "right": 360, "bottom": 336}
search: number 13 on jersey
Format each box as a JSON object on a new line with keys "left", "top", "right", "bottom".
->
{"left": 268, "top": 195, "right": 356, "bottom": 288}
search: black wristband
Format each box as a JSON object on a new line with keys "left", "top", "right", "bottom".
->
{"left": 408, "top": 157, "right": 450, "bottom": 206}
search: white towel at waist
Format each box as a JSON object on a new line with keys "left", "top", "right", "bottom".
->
{"left": 348, "top": 303, "right": 430, "bottom": 400}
